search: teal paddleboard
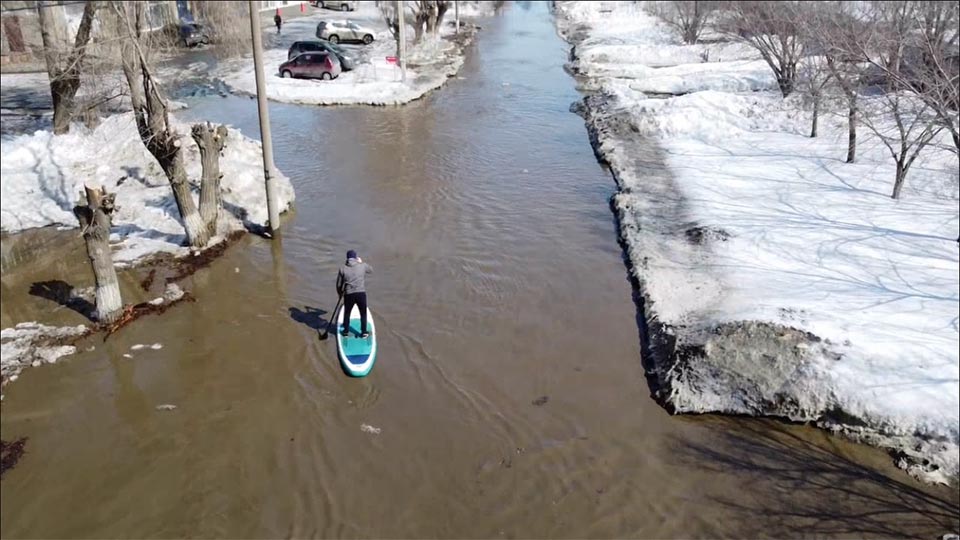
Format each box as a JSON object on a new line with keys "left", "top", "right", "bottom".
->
{"left": 335, "top": 304, "right": 377, "bottom": 377}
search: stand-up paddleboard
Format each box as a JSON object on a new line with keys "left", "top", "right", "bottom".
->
{"left": 335, "top": 304, "right": 377, "bottom": 377}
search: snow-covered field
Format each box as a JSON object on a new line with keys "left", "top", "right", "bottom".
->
{"left": 1, "top": 112, "right": 295, "bottom": 265}
{"left": 213, "top": 1, "right": 486, "bottom": 106}
{"left": 556, "top": 1, "right": 960, "bottom": 483}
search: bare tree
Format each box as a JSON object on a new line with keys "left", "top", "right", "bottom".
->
{"left": 797, "top": 53, "right": 833, "bottom": 138}
{"left": 863, "top": 93, "right": 942, "bottom": 199}
{"left": 723, "top": 1, "right": 805, "bottom": 97}
{"left": 192, "top": 123, "right": 229, "bottom": 236}
{"left": 190, "top": 1, "right": 253, "bottom": 58}
{"left": 646, "top": 1, "right": 717, "bottom": 45}
{"left": 432, "top": 0, "right": 450, "bottom": 38}
{"left": 863, "top": 1, "right": 959, "bottom": 155}
{"left": 379, "top": 1, "right": 402, "bottom": 58}
{"left": 828, "top": 55, "right": 862, "bottom": 162}
{"left": 412, "top": 1, "right": 430, "bottom": 43}
{"left": 37, "top": 0, "right": 97, "bottom": 134}
{"left": 856, "top": 1, "right": 948, "bottom": 199}
{"left": 817, "top": 1, "right": 950, "bottom": 198}
{"left": 912, "top": 1, "right": 959, "bottom": 155}
{"left": 110, "top": 1, "right": 209, "bottom": 247}
{"left": 810, "top": 1, "right": 868, "bottom": 162}
{"left": 381, "top": 1, "right": 450, "bottom": 49}
{"left": 73, "top": 183, "right": 122, "bottom": 323}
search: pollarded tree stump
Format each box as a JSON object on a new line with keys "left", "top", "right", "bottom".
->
{"left": 192, "top": 122, "right": 229, "bottom": 237}
{"left": 73, "top": 183, "right": 123, "bottom": 324}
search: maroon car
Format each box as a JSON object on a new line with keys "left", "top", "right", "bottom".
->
{"left": 278, "top": 52, "right": 342, "bottom": 80}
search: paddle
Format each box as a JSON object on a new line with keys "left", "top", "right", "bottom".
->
{"left": 318, "top": 292, "right": 342, "bottom": 341}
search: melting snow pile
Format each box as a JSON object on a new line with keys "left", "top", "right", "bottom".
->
{"left": 1, "top": 112, "right": 295, "bottom": 265}
{"left": 1, "top": 322, "right": 88, "bottom": 389}
{"left": 557, "top": 1, "right": 960, "bottom": 484}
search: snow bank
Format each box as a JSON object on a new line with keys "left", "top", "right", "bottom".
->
{"left": 214, "top": 45, "right": 466, "bottom": 106}
{"left": 1, "top": 322, "right": 88, "bottom": 390}
{"left": 1, "top": 112, "right": 295, "bottom": 265}
{"left": 557, "top": 1, "right": 960, "bottom": 484}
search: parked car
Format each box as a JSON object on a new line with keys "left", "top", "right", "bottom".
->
{"left": 278, "top": 52, "right": 342, "bottom": 80}
{"left": 179, "top": 22, "right": 212, "bottom": 47}
{"left": 287, "top": 40, "right": 355, "bottom": 71}
{"left": 316, "top": 19, "right": 376, "bottom": 45}
{"left": 311, "top": 0, "right": 356, "bottom": 10}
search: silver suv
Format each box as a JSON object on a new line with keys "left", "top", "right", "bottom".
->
{"left": 313, "top": 0, "right": 355, "bottom": 11}
{"left": 316, "top": 19, "right": 376, "bottom": 45}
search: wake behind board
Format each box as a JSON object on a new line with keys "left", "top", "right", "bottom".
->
{"left": 335, "top": 304, "right": 377, "bottom": 377}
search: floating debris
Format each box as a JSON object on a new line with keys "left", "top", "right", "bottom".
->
{"left": 155, "top": 404, "right": 177, "bottom": 411}
{"left": 1, "top": 437, "right": 28, "bottom": 478}
{"left": 150, "top": 343, "right": 163, "bottom": 350}
{"left": 122, "top": 353, "right": 133, "bottom": 359}
{"left": 532, "top": 395, "right": 549, "bottom": 406}
{"left": 360, "top": 424, "right": 381, "bottom": 435}
{"left": 131, "top": 344, "right": 146, "bottom": 350}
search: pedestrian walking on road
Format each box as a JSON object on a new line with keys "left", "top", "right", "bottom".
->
{"left": 274, "top": 11, "right": 283, "bottom": 34}
{"left": 336, "top": 250, "right": 373, "bottom": 338}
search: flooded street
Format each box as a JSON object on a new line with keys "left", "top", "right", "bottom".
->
{"left": 2, "top": 4, "right": 957, "bottom": 538}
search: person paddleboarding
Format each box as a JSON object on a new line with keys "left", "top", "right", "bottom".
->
{"left": 336, "top": 250, "right": 373, "bottom": 338}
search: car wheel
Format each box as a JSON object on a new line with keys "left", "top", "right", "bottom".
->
{"left": 362, "top": 34, "right": 373, "bottom": 44}
{"left": 321, "top": 72, "right": 332, "bottom": 80}
{"left": 282, "top": 70, "right": 293, "bottom": 78}
{"left": 328, "top": 34, "right": 339, "bottom": 43}
{"left": 341, "top": 3, "right": 348, "bottom": 10}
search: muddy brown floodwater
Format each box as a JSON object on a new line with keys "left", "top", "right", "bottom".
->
{"left": 2, "top": 3, "right": 958, "bottom": 539}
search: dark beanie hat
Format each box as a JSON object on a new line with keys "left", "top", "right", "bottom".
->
{"left": 346, "top": 250, "right": 357, "bottom": 260}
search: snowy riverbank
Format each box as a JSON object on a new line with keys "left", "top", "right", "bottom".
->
{"left": 212, "top": 2, "right": 485, "bottom": 106}
{"left": 1, "top": 112, "right": 295, "bottom": 265}
{"left": 556, "top": 1, "right": 960, "bottom": 484}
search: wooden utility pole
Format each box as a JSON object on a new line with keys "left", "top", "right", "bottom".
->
{"left": 455, "top": 0, "right": 459, "bottom": 34}
{"left": 248, "top": 0, "right": 281, "bottom": 234}
{"left": 397, "top": 0, "right": 406, "bottom": 81}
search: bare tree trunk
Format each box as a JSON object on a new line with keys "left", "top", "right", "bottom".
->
{"left": 414, "top": 16, "right": 425, "bottom": 43}
{"left": 810, "top": 92, "right": 819, "bottom": 138}
{"left": 192, "top": 123, "right": 228, "bottom": 236}
{"left": 426, "top": 2, "right": 438, "bottom": 37}
{"left": 846, "top": 98, "right": 857, "bottom": 163}
{"left": 113, "top": 1, "right": 210, "bottom": 248}
{"left": 73, "top": 184, "right": 122, "bottom": 323}
{"left": 891, "top": 160, "right": 907, "bottom": 199}
{"left": 37, "top": 1, "right": 97, "bottom": 135}
{"left": 436, "top": 1, "right": 449, "bottom": 32}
